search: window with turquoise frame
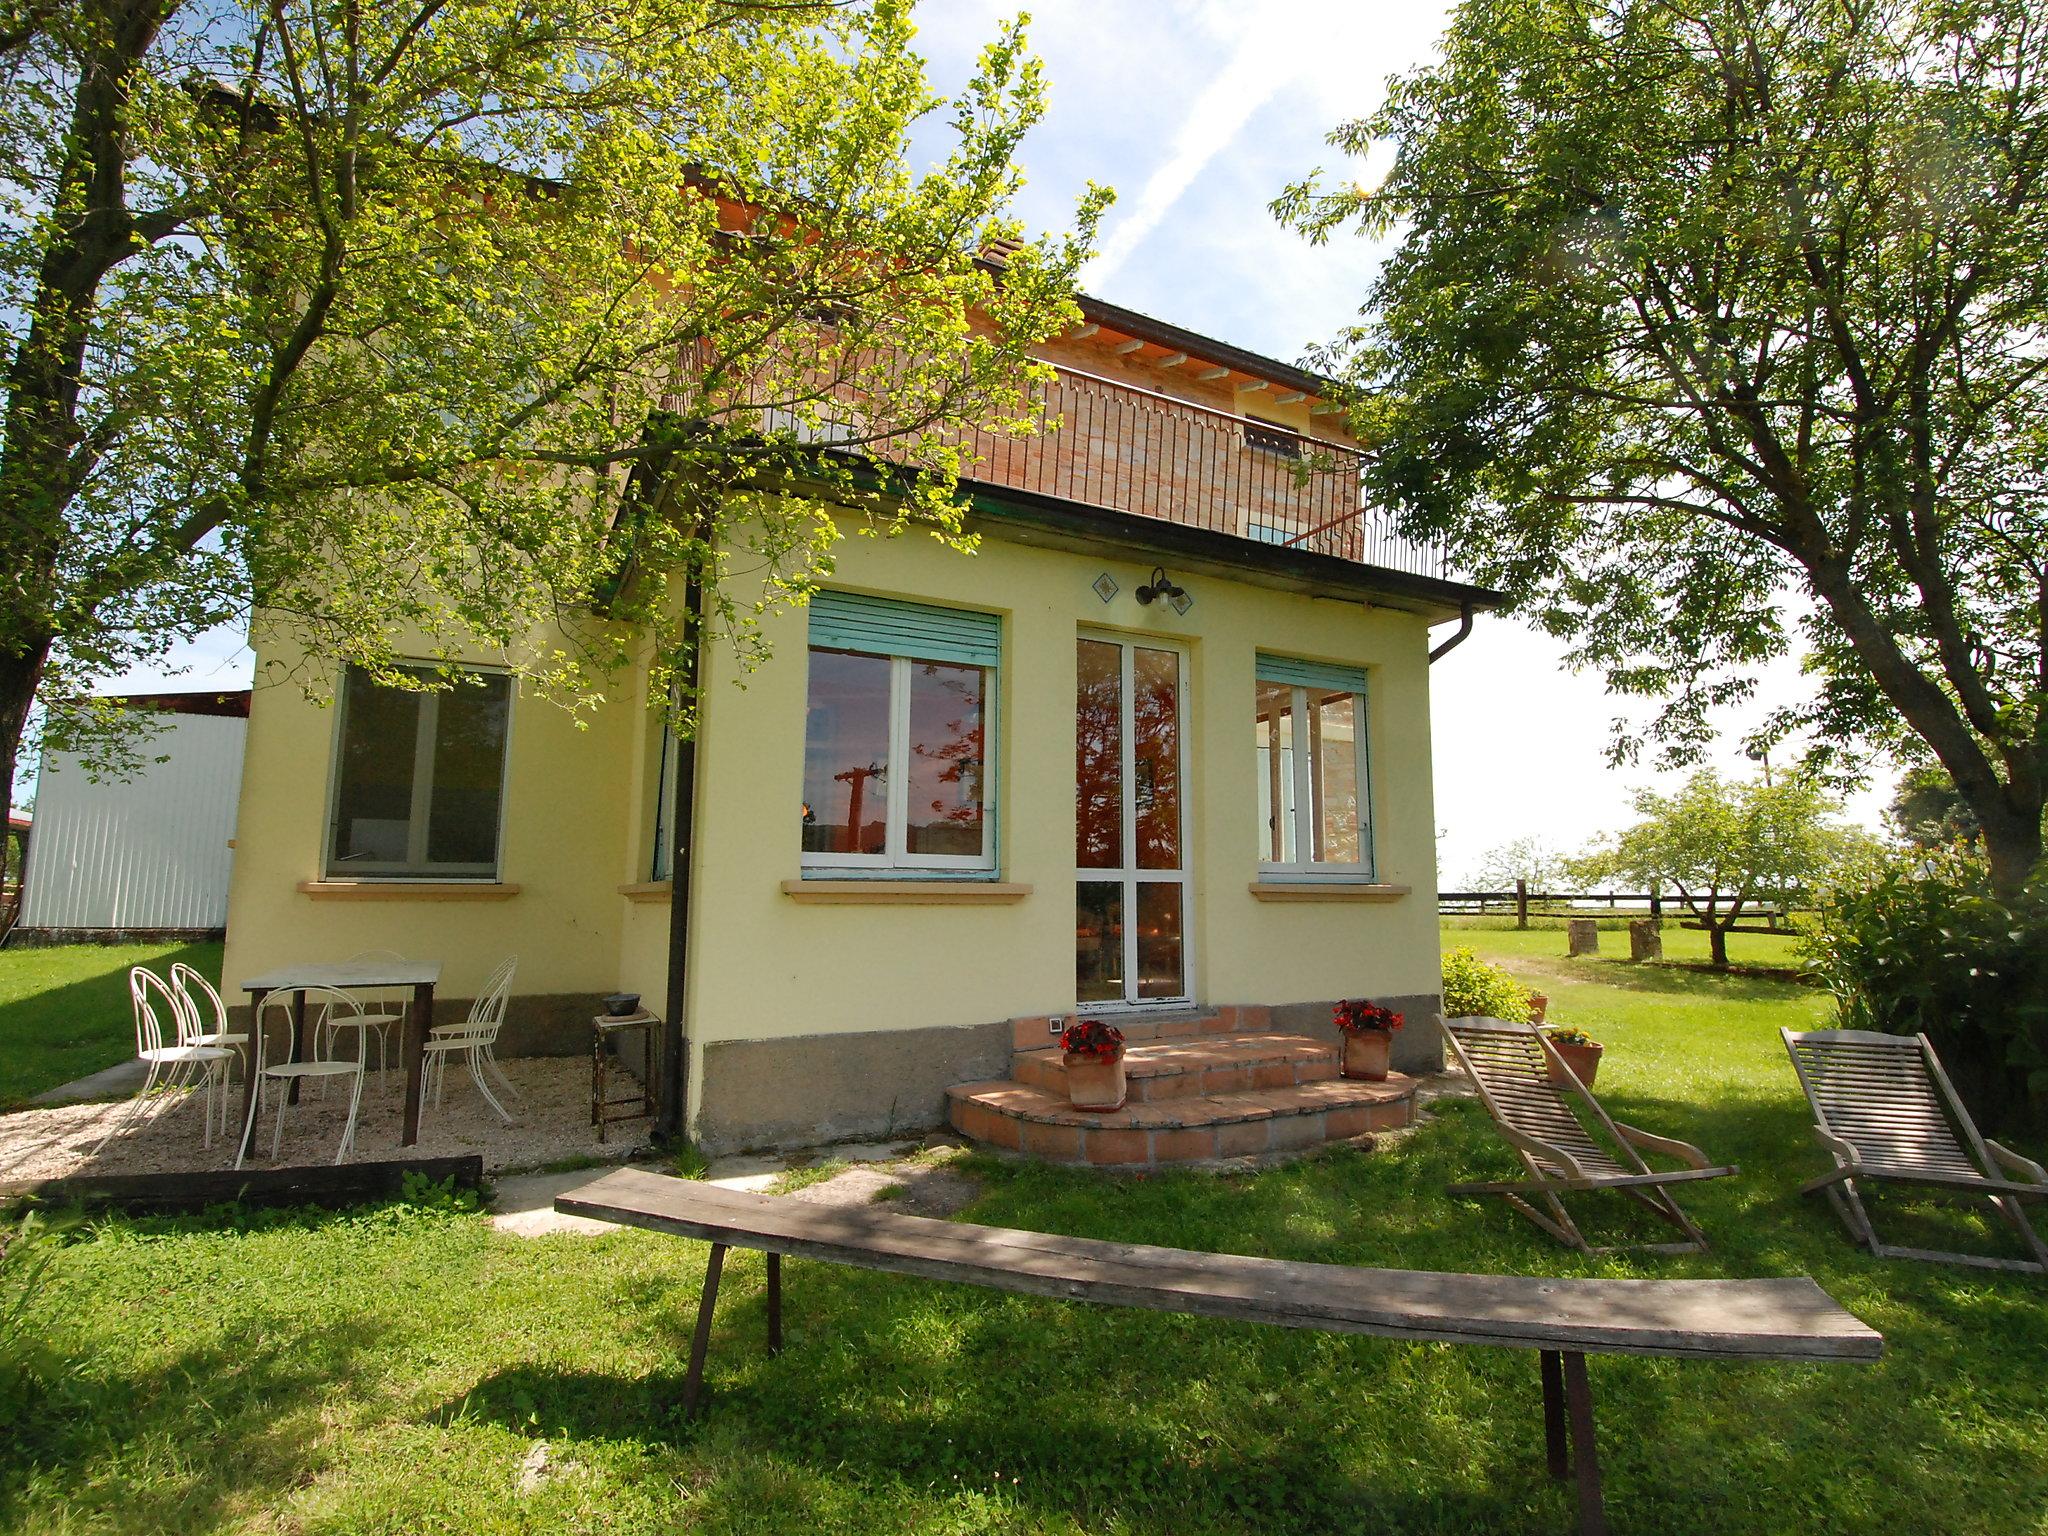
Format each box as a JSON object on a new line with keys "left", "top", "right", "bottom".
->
{"left": 800, "top": 592, "right": 999, "bottom": 875}
{"left": 1254, "top": 653, "right": 1372, "bottom": 878}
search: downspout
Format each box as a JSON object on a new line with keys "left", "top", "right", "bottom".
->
{"left": 1428, "top": 600, "right": 1475, "bottom": 664}
{"left": 657, "top": 542, "right": 710, "bottom": 1144}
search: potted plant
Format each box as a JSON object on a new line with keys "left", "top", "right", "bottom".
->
{"left": 1545, "top": 1025, "right": 1604, "bottom": 1087}
{"left": 1333, "top": 999, "right": 1404, "bottom": 1081}
{"left": 1526, "top": 991, "right": 1550, "bottom": 1025}
{"left": 1060, "top": 1018, "right": 1128, "bottom": 1111}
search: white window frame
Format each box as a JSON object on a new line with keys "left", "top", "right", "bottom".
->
{"left": 801, "top": 649, "right": 998, "bottom": 876}
{"left": 1256, "top": 673, "right": 1373, "bottom": 882}
{"left": 1076, "top": 631, "right": 1195, "bottom": 1011}
{"left": 324, "top": 662, "right": 513, "bottom": 880}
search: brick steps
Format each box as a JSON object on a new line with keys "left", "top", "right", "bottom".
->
{"left": 1013, "top": 1032, "right": 1337, "bottom": 1103}
{"left": 946, "top": 1072, "right": 1416, "bottom": 1168}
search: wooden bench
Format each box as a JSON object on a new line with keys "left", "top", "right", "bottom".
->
{"left": 559, "top": 1168, "right": 1881, "bottom": 1536}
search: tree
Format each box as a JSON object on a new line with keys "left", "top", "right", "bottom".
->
{"left": 0, "top": 0, "right": 1106, "bottom": 894}
{"left": 1279, "top": 0, "right": 2048, "bottom": 898}
{"left": 1469, "top": 834, "right": 1569, "bottom": 893}
{"left": 1570, "top": 769, "right": 1860, "bottom": 966}
{"left": 1889, "top": 762, "right": 1980, "bottom": 848}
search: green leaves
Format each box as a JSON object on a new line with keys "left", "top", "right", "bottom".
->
{"left": 1282, "top": 0, "right": 2048, "bottom": 881}
{"left": 1, "top": 0, "right": 1103, "bottom": 770}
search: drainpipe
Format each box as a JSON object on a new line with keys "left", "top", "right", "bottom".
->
{"left": 1428, "top": 600, "right": 1475, "bottom": 664}
{"left": 657, "top": 540, "right": 709, "bottom": 1144}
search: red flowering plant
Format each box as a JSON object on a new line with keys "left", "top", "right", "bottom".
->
{"left": 1060, "top": 1017, "right": 1126, "bottom": 1061}
{"left": 1333, "top": 999, "right": 1405, "bottom": 1036}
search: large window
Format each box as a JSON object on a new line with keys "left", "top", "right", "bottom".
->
{"left": 800, "top": 593, "right": 998, "bottom": 874}
{"left": 328, "top": 664, "right": 511, "bottom": 878}
{"left": 1254, "top": 654, "right": 1370, "bottom": 878}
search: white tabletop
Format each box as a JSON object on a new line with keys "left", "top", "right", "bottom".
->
{"left": 241, "top": 960, "right": 443, "bottom": 992}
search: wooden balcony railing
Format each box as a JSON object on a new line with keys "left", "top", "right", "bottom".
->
{"left": 959, "top": 367, "right": 1450, "bottom": 582}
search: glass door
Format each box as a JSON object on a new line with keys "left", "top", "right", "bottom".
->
{"left": 1076, "top": 635, "right": 1191, "bottom": 1007}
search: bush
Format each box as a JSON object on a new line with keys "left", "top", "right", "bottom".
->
{"left": 1804, "top": 846, "right": 2048, "bottom": 1134}
{"left": 1440, "top": 946, "right": 1533, "bottom": 1023}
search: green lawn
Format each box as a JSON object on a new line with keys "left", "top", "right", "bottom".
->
{"left": 0, "top": 941, "right": 225, "bottom": 1108}
{"left": 3, "top": 929, "right": 2045, "bottom": 1534}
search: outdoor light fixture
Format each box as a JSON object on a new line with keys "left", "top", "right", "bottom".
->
{"left": 1136, "top": 566, "right": 1191, "bottom": 615}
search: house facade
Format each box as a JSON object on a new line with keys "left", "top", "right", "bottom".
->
{"left": 220, "top": 296, "right": 1496, "bottom": 1156}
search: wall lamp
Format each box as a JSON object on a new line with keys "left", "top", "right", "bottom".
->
{"left": 1135, "top": 566, "right": 1192, "bottom": 614}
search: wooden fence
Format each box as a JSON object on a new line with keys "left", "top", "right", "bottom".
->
{"left": 1440, "top": 881, "right": 1802, "bottom": 932}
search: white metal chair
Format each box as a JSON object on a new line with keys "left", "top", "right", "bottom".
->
{"left": 237, "top": 986, "right": 370, "bottom": 1168}
{"left": 95, "top": 967, "right": 237, "bottom": 1152}
{"left": 170, "top": 962, "right": 248, "bottom": 1083}
{"left": 320, "top": 949, "right": 409, "bottom": 1089}
{"left": 423, "top": 957, "right": 519, "bottom": 1124}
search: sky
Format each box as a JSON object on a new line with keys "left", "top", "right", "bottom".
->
{"left": 60, "top": 0, "right": 1889, "bottom": 882}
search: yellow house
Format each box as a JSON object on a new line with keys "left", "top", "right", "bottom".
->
{"left": 221, "top": 295, "right": 1497, "bottom": 1162}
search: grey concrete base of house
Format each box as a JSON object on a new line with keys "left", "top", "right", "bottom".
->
{"left": 695, "top": 1019, "right": 1014, "bottom": 1155}
{"left": 690, "top": 997, "right": 1444, "bottom": 1155}
{"left": 31, "top": 1058, "right": 148, "bottom": 1105}
{"left": 1271, "top": 994, "right": 1445, "bottom": 1076}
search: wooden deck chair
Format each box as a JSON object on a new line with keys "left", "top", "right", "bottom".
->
{"left": 1441, "top": 1016, "right": 1737, "bottom": 1254}
{"left": 1781, "top": 1028, "right": 2048, "bottom": 1275}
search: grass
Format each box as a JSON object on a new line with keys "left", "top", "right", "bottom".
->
{"left": 0, "top": 941, "right": 225, "bottom": 1108}
{"left": 3, "top": 928, "right": 2045, "bottom": 1534}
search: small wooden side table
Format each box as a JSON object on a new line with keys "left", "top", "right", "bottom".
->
{"left": 592, "top": 1010, "right": 658, "bottom": 1143}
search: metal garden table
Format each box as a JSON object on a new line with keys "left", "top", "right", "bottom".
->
{"left": 238, "top": 959, "right": 443, "bottom": 1160}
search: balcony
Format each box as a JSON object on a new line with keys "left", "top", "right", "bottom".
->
{"left": 960, "top": 367, "right": 1451, "bottom": 583}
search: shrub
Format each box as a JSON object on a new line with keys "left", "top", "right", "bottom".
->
{"left": 1440, "top": 946, "right": 1533, "bottom": 1023}
{"left": 1804, "top": 846, "right": 2048, "bottom": 1134}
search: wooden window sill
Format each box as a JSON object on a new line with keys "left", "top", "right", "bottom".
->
{"left": 298, "top": 880, "right": 521, "bottom": 901}
{"left": 618, "top": 881, "right": 673, "bottom": 903}
{"left": 781, "top": 879, "right": 1032, "bottom": 905}
{"left": 1248, "top": 881, "right": 1411, "bottom": 903}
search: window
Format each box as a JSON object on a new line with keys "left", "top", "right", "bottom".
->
{"left": 800, "top": 592, "right": 998, "bottom": 873}
{"left": 1242, "top": 421, "right": 1305, "bottom": 460}
{"left": 328, "top": 664, "right": 511, "bottom": 878}
{"left": 1254, "top": 653, "right": 1370, "bottom": 877}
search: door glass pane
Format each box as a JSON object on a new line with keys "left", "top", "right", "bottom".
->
{"left": 331, "top": 668, "right": 422, "bottom": 867}
{"left": 1255, "top": 680, "right": 1296, "bottom": 863}
{"left": 1311, "top": 689, "right": 1361, "bottom": 863}
{"left": 1132, "top": 647, "right": 1180, "bottom": 869}
{"left": 906, "top": 661, "right": 987, "bottom": 857}
{"left": 802, "top": 648, "right": 892, "bottom": 855}
{"left": 426, "top": 674, "right": 511, "bottom": 865}
{"left": 1075, "top": 639, "right": 1122, "bottom": 868}
{"left": 1135, "top": 882, "right": 1184, "bottom": 999}
{"left": 1076, "top": 880, "right": 1124, "bottom": 1003}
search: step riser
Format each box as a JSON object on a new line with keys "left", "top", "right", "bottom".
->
{"left": 1016, "top": 1055, "right": 1341, "bottom": 1102}
{"left": 949, "top": 1095, "right": 1413, "bottom": 1168}
{"left": 1009, "top": 1005, "right": 1275, "bottom": 1053}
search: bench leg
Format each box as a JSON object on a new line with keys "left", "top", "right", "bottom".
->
{"left": 1561, "top": 1351, "right": 1608, "bottom": 1536}
{"left": 680, "top": 1242, "right": 728, "bottom": 1419}
{"left": 1540, "top": 1350, "right": 1568, "bottom": 1479}
{"left": 767, "top": 1252, "right": 783, "bottom": 1356}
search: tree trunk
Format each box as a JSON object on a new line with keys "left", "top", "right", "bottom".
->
{"left": 1707, "top": 922, "right": 1729, "bottom": 969}
{"left": 1979, "top": 803, "right": 2044, "bottom": 904}
{"left": 0, "top": 636, "right": 51, "bottom": 907}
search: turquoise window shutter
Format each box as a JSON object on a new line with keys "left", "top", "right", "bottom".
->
{"left": 809, "top": 591, "right": 1002, "bottom": 668}
{"left": 1255, "top": 652, "right": 1369, "bottom": 693}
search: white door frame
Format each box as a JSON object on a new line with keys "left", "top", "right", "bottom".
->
{"left": 1075, "top": 630, "right": 1193, "bottom": 1010}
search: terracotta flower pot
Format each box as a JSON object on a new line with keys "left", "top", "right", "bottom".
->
{"left": 1341, "top": 1030, "right": 1392, "bottom": 1081}
{"left": 1547, "top": 1040, "right": 1604, "bottom": 1088}
{"left": 1064, "top": 1051, "right": 1127, "bottom": 1111}
{"left": 1527, "top": 993, "right": 1550, "bottom": 1025}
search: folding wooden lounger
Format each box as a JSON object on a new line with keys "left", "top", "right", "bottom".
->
{"left": 1782, "top": 1027, "right": 2048, "bottom": 1274}
{"left": 1442, "top": 1016, "right": 1737, "bottom": 1254}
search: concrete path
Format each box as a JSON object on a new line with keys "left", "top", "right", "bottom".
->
{"left": 30, "top": 1058, "right": 146, "bottom": 1105}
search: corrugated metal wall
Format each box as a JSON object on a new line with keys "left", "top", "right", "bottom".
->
{"left": 19, "top": 714, "right": 247, "bottom": 930}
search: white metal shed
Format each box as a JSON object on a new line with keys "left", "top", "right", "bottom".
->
{"left": 16, "top": 693, "right": 248, "bottom": 934}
